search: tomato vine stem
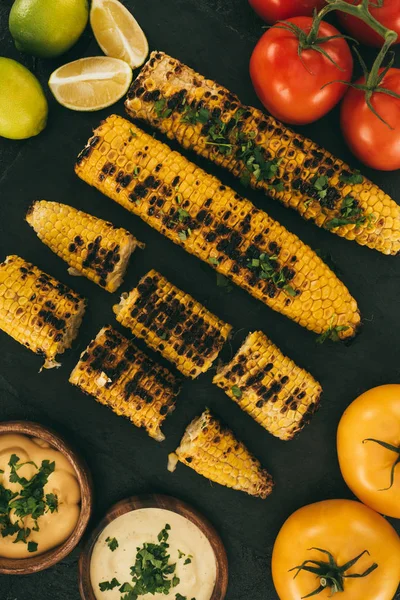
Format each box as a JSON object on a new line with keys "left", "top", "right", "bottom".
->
{"left": 289, "top": 547, "right": 378, "bottom": 598}
{"left": 304, "top": 0, "right": 399, "bottom": 125}
{"left": 363, "top": 438, "right": 400, "bottom": 490}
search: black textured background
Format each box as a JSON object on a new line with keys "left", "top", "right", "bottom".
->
{"left": 1, "top": 1, "right": 400, "bottom": 599}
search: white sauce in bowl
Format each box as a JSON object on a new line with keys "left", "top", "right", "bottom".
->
{"left": 90, "top": 508, "right": 217, "bottom": 600}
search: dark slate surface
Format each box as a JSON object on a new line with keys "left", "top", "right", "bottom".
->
{"left": 0, "top": 1, "right": 399, "bottom": 598}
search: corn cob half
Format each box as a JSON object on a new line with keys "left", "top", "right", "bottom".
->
{"left": 76, "top": 116, "right": 360, "bottom": 339}
{"left": 125, "top": 51, "right": 400, "bottom": 256}
{"left": 69, "top": 325, "right": 181, "bottom": 441}
{"left": 168, "top": 409, "right": 274, "bottom": 498}
{"left": 113, "top": 269, "right": 232, "bottom": 378}
{"left": 26, "top": 200, "right": 144, "bottom": 293}
{"left": 0, "top": 255, "right": 86, "bottom": 369}
{"left": 213, "top": 331, "right": 322, "bottom": 440}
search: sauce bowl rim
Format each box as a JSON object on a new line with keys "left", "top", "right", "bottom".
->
{"left": 0, "top": 419, "right": 93, "bottom": 575}
{"left": 78, "top": 493, "right": 229, "bottom": 600}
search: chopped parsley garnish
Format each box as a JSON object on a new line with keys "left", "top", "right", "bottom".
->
{"left": 178, "top": 230, "right": 188, "bottom": 241}
{"left": 247, "top": 253, "right": 296, "bottom": 297}
{"left": 0, "top": 454, "right": 59, "bottom": 552}
{"left": 27, "top": 541, "right": 38, "bottom": 553}
{"left": 339, "top": 170, "right": 363, "bottom": 185}
{"left": 106, "top": 536, "right": 119, "bottom": 552}
{"left": 208, "top": 257, "right": 219, "bottom": 266}
{"left": 184, "top": 557, "right": 192, "bottom": 565}
{"left": 316, "top": 317, "right": 350, "bottom": 344}
{"left": 154, "top": 99, "right": 172, "bottom": 119}
{"left": 177, "top": 208, "right": 190, "bottom": 221}
{"left": 182, "top": 105, "right": 210, "bottom": 125}
{"left": 325, "top": 195, "right": 373, "bottom": 230}
{"left": 129, "top": 128, "right": 137, "bottom": 138}
{"left": 231, "top": 385, "right": 242, "bottom": 399}
{"left": 99, "top": 578, "right": 121, "bottom": 591}
{"left": 99, "top": 523, "right": 193, "bottom": 599}
{"left": 178, "top": 549, "right": 185, "bottom": 559}
{"left": 238, "top": 136, "right": 280, "bottom": 186}
{"left": 312, "top": 175, "right": 329, "bottom": 200}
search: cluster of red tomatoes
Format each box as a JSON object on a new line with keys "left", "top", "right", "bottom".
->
{"left": 248, "top": 0, "right": 400, "bottom": 170}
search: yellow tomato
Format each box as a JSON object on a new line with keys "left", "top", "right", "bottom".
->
{"left": 337, "top": 384, "right": 400, "bottom": 518}
{"left": 272, "top": 499, "right": 400, "bottom": 600}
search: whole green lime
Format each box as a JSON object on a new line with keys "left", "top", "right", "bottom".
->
{"left": 0, "top": 58, "right": 48, "bottom": 139}
{"left": 9, "top": 0, "right": 89, "bottom": 58}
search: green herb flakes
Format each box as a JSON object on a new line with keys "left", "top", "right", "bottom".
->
{"left": 208, "top": 257, "right": 219, "bottom": 266}
{"left": 339, "top": 170, "right": 363, "bottom": 185}
{"left": 184, "top": 557, "right": 192, "bottom": 565}
{"left": 154, "top": 99, "right": 172, "bottom": 119}
{"left": 231, "top": 385, "right": 242, "bottom": 399}
{"left": 129, "top": 128, "right": 137, "bottom": 138}
{"left": 106, "top": 536, "right": 119, "bottom": 552}
{"left": 0, "top": 454, "right": 59, "bottom": 553}
{"left": 27, "top": 541, "right": 38, "bottom": 553}
{"left": 312, "top": 175, "right": 329, "bottom": 199}
{"left": 316, "top": 316, "right": 350, "bottom": 344}
{"left": 99, "top": 578, "right": 121, "bottom": 591}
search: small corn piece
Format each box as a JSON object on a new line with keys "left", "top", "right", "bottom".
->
{"left": 114, "top": 269, "right": 232, "bottom": 378}
{"left": 69, "top": 325, "right": 180, "bottom": 441}
{"left": 0, "top": 255, "right": 86, "bottom": 369}
{"left": 213, "top": 331, "right": 322, "bottom": 440}
{"left": 125, "top": 51, "right": 400, "bottom": 256}
{"left": 26, "top": 200, "right": 144, "bottom": 293}
{"left": 75, "top": 115, "right": 360, "bottom": 339}
{"left": 168, "top": 408, "right": 274, "bottom": 498}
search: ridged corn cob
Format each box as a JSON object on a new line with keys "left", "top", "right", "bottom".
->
{"left": 125, "top": 51, "right": 400, "bottom": 256}
{"left": 114, "top": 269, "right": 231, "bottom": 378}
{"left": 168, "top": 409, "right": 273, "bottom": 498}
{"left": 26, "top": 200, "right": 144, "bottom": 293}
{"left": 76, "top": 115, "right": 360, "bottom": 339}
{"left": 213, "top": 331, "right": 322, "bottom": 440}
{"left": 69, "top": 325, "right": 180, "bottom": 441}
{"left": 0, "top": 255, "right": 86, "bottom": 369}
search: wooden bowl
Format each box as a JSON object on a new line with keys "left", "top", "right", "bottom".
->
{"left": 79, "top": 494, "right": 229, "bottom": 600}
{"left": 0, "top": 420, "right": 93, "bottom": 575}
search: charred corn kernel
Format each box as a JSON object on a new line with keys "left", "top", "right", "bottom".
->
{"left": 168, "top": 408, "right": 274, "bottom": 499}
{"left": 114, "top": 269, "right": 231, "bottom": 378}
{"left": 69, "top": 325, "right": 180, "bottom": 441}
{"left": 213, "top": 331, "right": 322, "bottom": 440}
{"left": 76, "top": 115, "right": 360, "bottom": 339}
{"left": 26, "top": 200, "right": 144, "bottom": 293}
{"left": 125, "top": 51, "right": 400, "bottom": 256}
{"left": 0, "top": 255, "right": 86, "bottom": 369}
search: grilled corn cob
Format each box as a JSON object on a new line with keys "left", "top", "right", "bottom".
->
{"left": 213, "top": 331, "right": 322, "bottom": 440}
{"left": 26, "top": 200, "right": 143, "bottom": 293}
{"left": 114, "top": 269, "right": 232, "bottom": 378}
{"left": 76, "top": 115, "right": 360, "bottom": 339}
{"left": 0, "top": 255, "right": 86, "bottom": 369}
{"left": 168, "top": 409, "right": 273, "bottom": 498}
{"left": 125, "top": 51, "right": 400, "bottom": 256}
{"left": 69, "top": 325, "right": 180, "bottom": 441}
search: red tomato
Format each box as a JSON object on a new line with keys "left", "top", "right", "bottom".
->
{"left": 248, "top": 0, "right": 325, "bottom": 24}
{"left": 340, "top": 68, "right": 400, "bottom": 171}
{"left": 249, "top": 17, "right": 353, "bottom": 125}
{"left": 337, "top": 0, "right": 400, "bottom": 47}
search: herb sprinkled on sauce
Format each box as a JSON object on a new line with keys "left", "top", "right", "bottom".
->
{"left": 98, "top": 524, "right": 197, "bottom": 600}
{"left": 0, "top": 453, "right": 59, "bottom": 552}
